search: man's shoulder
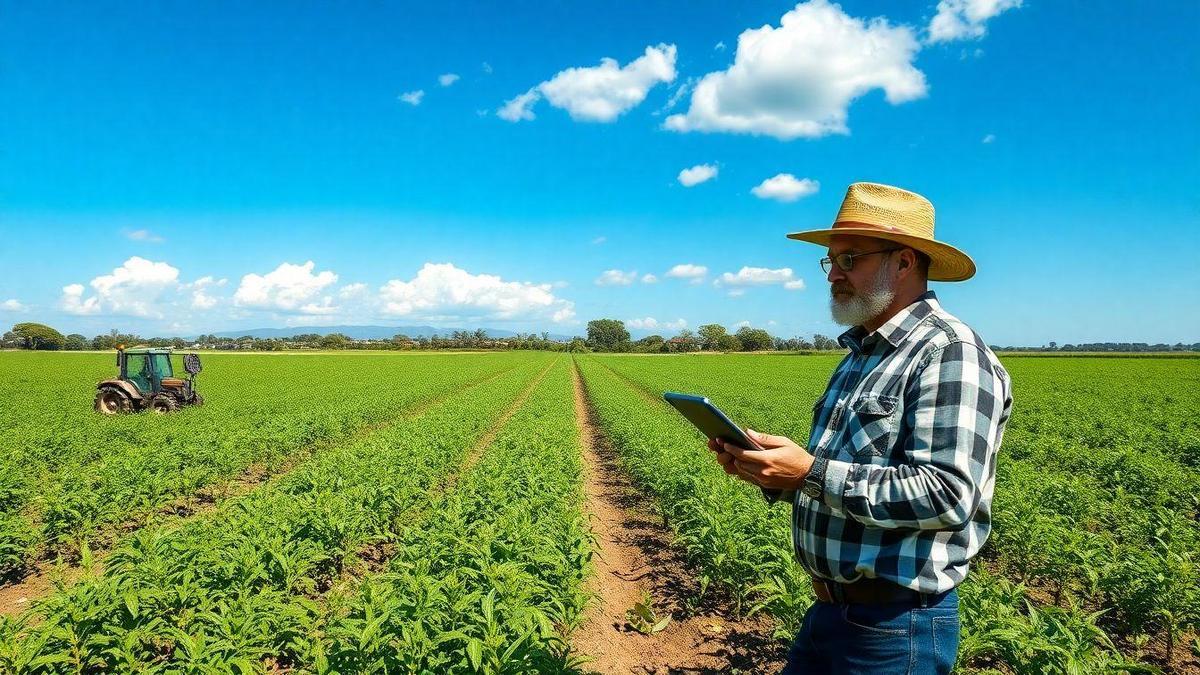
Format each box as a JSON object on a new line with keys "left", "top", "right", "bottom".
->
{"left": 906, "top": 303, "right": 1002, "bottom": 370}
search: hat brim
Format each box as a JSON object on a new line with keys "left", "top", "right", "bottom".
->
{"left": 786, "top": 227, "right": 976, "bottom": 282}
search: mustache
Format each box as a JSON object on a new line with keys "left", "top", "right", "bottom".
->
{"left": 831, "top": 282, "right": 855, "bottom": 296}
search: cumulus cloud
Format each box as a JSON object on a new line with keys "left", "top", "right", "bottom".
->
{"left": 927, "top": 0, "right": 1021, "bottom": 43}
{"left": 665, "top": 264, "right": 708, "bottom": 284}
{"left": 665, "top": 0, "right": 925, "bottom": 140}
{"left": 595, "top": 269, "right": 638, "bottom": 286}
{"left": 398, "top": 90, "right": 425, "bottom": 106}
{"left": 627, "top": 317, "right": 687, "bottom": 331}
{"left": 60, "top": 256, "right": 181, "bottom": 317}
{"left": 439, "top": 73, "right": 460, "bottom": 87}
{"left": 187, "top": 276, "right": 227, "bottom": 310}
{"left": 500, "top": 44, "right": 677, "bottom": 123}
{"left": 497, "top": 89, "right": 541, "bottom": 121}
{"left": 751, "top": 174, "right": 819, "bottom": 202}
{"left": 1, "top": 299, "right": 27, "bottom": 312}
{"left": 715, "top": 266, "right": 806, "bottom": 292}
{"left": 641, "top": 273, "right": 658, "bottom": 284}
{"left": 124, "top": 228, "right": 164, "bottom": 243}
{"left": 234, "top": 261, "right": 339, "bottom": 315}
{"left": 379, "top": 262, "right": 575, "bottom": 324}
{"left": 678, "top": 163, "right": 719, "bottom": 187}
{"left": 338, "top": 282, "right": 369, "bottom": 299}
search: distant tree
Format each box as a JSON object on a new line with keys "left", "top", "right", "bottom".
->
{"left": 0, "top": 331, "right": 20, "bottom": 348}
{"left": 319, "top": 333, "right": 351, "bottom": 349}
{"left": 1048, "top": 341, "right": 1058, "bottom": 351}
{"left": 812, "top": 334, "right": 838, "bottom": 350}
{"left": 666, "top": 329, "right": 698, "bottom": 353}
{"left": 633, "top": 334, "right": 665, "bottom": 353}
{"left": 567, "top": 337, "right": 591, "bottom": 353}
{"left": 717, "top": 333, "right": 742, "bottom": 352}
{"left": 697, "top": 323, "right": 728, "bottom": 351}
{"left": 64, "top": 333, "right": 88, "bottom": 351}
{"left": 735, "top": 326, "right": 773, "bottom": 351}
{"left": 12, "top": 322, "right": 66, "bottom": 350}
{"left": 586, "top": 319, "right": 631, "bottom": 352}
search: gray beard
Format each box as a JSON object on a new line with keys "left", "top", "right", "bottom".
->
{"left": 829, "top": 264, "right": 896, "bottom": 327}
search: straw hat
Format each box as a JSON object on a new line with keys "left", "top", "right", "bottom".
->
{"left": 787, "top": 182, "right": 975, "bottom": 282}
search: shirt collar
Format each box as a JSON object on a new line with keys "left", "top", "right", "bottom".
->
{"left": 838, "top": 290, "right": 939, "bottom": 355}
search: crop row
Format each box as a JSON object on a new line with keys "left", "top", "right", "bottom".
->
{"left": 0, "top": 355, "right": 553, "bottom": 672}
{"left": 286, "top": 356, "right": 591, "bottom": 672}
{"left": 0, "top": 352, "right": 527, "bottom": 581}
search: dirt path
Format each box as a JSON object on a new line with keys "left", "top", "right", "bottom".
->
{"left": 570, "top": 362, "right": 787, "bottom": 674}
{"left": 0, "top": 365, "right": 520, "bottom": 619}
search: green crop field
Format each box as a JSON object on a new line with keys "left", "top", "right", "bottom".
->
{"left": 1, "top": 350, "right": 1197, "bottom": 673}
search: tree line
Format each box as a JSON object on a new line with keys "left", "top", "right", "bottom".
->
{"left": 12, "top": 321, "right": 1189, "bottom": 355}
{"left": 582, "top": 318, "right": 839, "bottom": 353}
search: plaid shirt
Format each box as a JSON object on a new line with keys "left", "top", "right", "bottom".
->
{"left": 770, "top": 291, "right": 1012, "bottom": 594}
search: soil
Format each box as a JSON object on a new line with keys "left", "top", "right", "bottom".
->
{"left": 570, "top": 362, "right": 788, "bottom": 674}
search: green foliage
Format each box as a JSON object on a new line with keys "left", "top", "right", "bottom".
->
{"left": 10, "top": 323, "right": 65, "bottom": 350}
{"left": 733, "top": 326, "right": 773, "bottom": 351}
{"left": 585, "top": 319, "right": 630, "bottom": 352}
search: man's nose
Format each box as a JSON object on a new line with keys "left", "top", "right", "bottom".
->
{"left": 827, "top": 263, "right": 845, "bottom": 284}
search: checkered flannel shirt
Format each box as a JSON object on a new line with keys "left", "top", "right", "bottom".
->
{"left": 767, "top": 291, "right": 1012, "bottom": 594}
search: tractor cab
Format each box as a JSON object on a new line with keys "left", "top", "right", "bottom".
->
{"left": 95, "top": 346, "right": 204, "bottom": 414}
{"left": 119, "top": 347, "right": 177, "bottom": 395}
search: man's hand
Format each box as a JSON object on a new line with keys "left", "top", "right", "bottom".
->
{"left": 707, "top": 430, "right": 815, "bottom": 490}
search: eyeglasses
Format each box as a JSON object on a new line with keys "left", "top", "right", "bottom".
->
{"left": 820, "top": 248, "right": 900, "bottom": 274}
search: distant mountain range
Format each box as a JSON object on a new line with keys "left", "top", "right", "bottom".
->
{"left": 206, "top": 325, "right": 580, "bottom": 342}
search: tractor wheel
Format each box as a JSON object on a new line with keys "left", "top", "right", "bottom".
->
{"left": 149, "top": 394, "right": 179, "bottom": 414}
{"left": 94, "top": 388, "right": 131, "bottom": 415}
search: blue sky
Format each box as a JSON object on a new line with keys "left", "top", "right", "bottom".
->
{"left": 1, "top": 1, "right": 1197, "bottom": 344}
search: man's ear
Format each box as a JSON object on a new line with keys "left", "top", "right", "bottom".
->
{"left": 895, "top": 248, "right": 917, "bottom": 279}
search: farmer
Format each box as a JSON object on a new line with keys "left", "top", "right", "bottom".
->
{"left": 709, "top": 182, "right": 1012, "bottom": 674}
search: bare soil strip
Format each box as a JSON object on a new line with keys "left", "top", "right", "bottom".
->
{"left": 0, "top": 366, "right": 519, "bottom": 618}
{"left": 570, "top": 361, "right": 787, "bottom": 674}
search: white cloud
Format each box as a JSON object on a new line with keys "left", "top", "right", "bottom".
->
{"left": 591, "top": 235, "right": 607, "bottom": 245}
{"left": 641, "top": 273, "right": 658, "bottom": 284}
{"left": 498, "top": 89, "right": 540, "bottom": 121}
{"left": 60, "top": 256, "right": 181, "bottom": 317}
{"left": 734, "top": 320, "right": 752, "bottom": 329}
{"left": 234, "top": 261, "right": 339, "bottom": 315}
{"left": 501, "top": 44, "right": 677, "bottom": 123}
{"left": 482, "top": 62, "right": 493, "bottom": 74}
{"left": 1, "top": 299, "right": 27, "bottom": 312}
{"left": 714, "top": 41, "right": 727, "bottom": 51}
{"left": 665, "top": 0, "right": 926, "bottom": 140}
{"left": 627, "top": 317, "right": 687, "bottom": 331}
{"left": 982, "top": 133, "right": 996, "bottom": 144}
{"left": 927, "top": 0, "right": 1021, "bottom": 43}
{"left": 187, "top": 276, "right": 227, "bottom": 310}
{"left": 398, "top": 90, "right": 425, "bottom": 106}
{"left": 666, "top": 263, "right": 708, "bottom": 284}
{"left": 658, "top": 77, "right": 695, "bottom": 114}
{"left": 379, "top": 262, "right": 575, "bottom": 324}
{"left": 751, "top": 174, "right": 819, "bottom": 202}
{"left": 678, "top": 163, "right": 719, "bottom": 187}
{"left": 595, "top": 269, "right": 638, "bottom": 286}
{"left": 716, "top": 266, "right": 806, "bottom": 292}
{"left": 124, "top": 228, "right": 164, "bottom": 243}
{"left": 338, "top": 282, "right": 369, "bottom": 299}
{"left": 438, "top": 73, "right": 460, "bottom": 87}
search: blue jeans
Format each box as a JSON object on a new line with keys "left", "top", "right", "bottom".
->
{"left": 780, "top": 589, "right": 960, "bottom": 675}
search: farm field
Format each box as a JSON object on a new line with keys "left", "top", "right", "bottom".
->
{"left": 0, "top": 350, "right": 1197, "bottom": 673}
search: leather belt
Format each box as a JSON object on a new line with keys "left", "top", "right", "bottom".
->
{"left": 811, "top": 576, "right": 929, "bottom": 605}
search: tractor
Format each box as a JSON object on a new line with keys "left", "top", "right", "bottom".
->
{"left": 94, "top": 346, "right": 204, "bottom": 414}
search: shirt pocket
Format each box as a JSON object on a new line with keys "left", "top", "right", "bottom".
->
{"left": 847, "top": 392, "right": 900, "bottom": 460}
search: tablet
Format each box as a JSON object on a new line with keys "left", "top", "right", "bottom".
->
{"left": 663, "top": 392, "right": 762, "bottom": 451}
